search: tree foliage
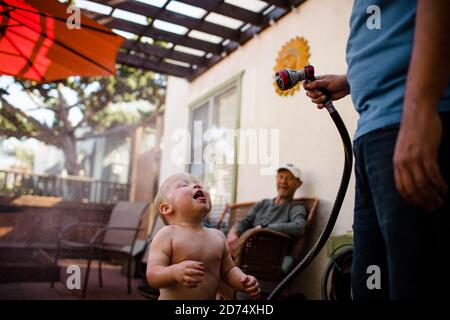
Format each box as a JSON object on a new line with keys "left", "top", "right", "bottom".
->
{"left": 0, "top": 64, "right": 166, "bottom": 174}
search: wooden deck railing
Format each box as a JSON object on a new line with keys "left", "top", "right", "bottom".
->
{"left": 0, "top": 170, "right": 129, "bottom": 203}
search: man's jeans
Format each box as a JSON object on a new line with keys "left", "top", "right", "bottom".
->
{"left": 351, "top": 113, "right": 450, "bottom": 300}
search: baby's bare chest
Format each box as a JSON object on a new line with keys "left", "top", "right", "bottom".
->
{"left": 171, "top": 231, "right": 223, "bottom": 267}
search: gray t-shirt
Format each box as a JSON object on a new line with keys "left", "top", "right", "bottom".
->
{"left": 234, "top": 199, "right": 307, "bottom": 239}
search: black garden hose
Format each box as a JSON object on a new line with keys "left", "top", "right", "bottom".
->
{"left": 269, "top": 66, "right": 353, "bottom": 300}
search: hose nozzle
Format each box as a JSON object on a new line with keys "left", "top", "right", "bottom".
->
{"left": 275, "top": 65, "right": 335, "bottom": 113}
{"left": 275, "top": 65, "right": 316, "bottom": 91}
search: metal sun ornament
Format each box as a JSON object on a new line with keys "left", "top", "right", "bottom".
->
{"left": 274, "top": 37, "right": 310, "bottom": 96}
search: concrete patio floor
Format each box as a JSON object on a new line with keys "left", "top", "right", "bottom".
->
{"left": 0, "top": 259, "right": 148, "bottom": 300}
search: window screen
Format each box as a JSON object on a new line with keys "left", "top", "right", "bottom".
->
{"left": 189, "top": 84, "right": 239, "bottom": 224}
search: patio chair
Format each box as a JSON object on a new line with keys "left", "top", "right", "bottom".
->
{"left": 136, "top": 215, "right": 165, "bottom": 299}
{"left": 50, "top": 201, "right": 150, "bottom": 298}
{"left": 216, "top": 197, "right": 319, "bottom": 299}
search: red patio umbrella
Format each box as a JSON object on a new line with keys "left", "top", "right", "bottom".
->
{"left": 0, "top": 0, "right": 124, "bottom": 82}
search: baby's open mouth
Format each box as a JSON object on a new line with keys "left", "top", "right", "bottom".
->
{"left": 193, "top": 190, "right": 206, "bottom": 200}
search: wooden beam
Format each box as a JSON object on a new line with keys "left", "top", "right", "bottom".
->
{"left": 190, "top": 0, "right": 307, "bottom": 80}
{"left": 84, "top": 0, "right": 308, "bottom": 79}
{"left": 82, "top": 10, "right": 222, "bottom": 54}
{"left": 176, "top": 0, "right": 264, "bottom": 26}
{"left": 116, "top": 52, "right": 192, "bottom": 78}
{"left": 239, "top": 7, "right": 286, "bottom": 44}
{"left": 122, "top": 39, "right": 207, "bottom": 66}
{"left": 290, "top": 0, "right": 307, "bottom": 6}
{"left": 263, "top": 0, "right": 292, "bottom": 10}
{"left": 92, "top": 0, "right": 241, "bottom": 41}
{"left": 105, "top": 17, "right": 220, "bottom": 53}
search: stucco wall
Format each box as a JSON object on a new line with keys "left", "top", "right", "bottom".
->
{"left": 159, "top": 0, "right": 356, "bottom": 299}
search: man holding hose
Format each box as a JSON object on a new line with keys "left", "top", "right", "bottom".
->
{"left": 304, "top": 0, "right": 450, "bottom": 299}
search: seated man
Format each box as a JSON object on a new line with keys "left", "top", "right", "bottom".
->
{"left": 227, "top": 164, "right": 308, "bottom": 255}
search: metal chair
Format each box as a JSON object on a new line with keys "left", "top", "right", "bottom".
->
{"left": 50, "top": 201, "right": 149, "bottom": 298}
{"left": 137, "top": 215, "right": 165, "bottom": 299}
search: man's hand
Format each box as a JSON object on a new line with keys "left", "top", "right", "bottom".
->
{"left": 240, "top": 274, "right": 261, "bottom": 299}
{"left": 227, "top": 230, "right": 239, "bottom": 256}
{"left": 395, "top": 0, "right": 450, "bottom": 211}
{"left": 174, "top": 260, "right": 205, "bottom": 288}
{"left": 303, "top": 74, "right": 350, "bottom": 109}
{"left": 394, "top": 108, "right": 448, "bottom": 211}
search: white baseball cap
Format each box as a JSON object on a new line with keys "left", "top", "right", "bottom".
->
{"left": 277, "top": 163, "right": 302, "bottom": 181}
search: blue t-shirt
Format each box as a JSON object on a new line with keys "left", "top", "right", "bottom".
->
{"left": 346, "top": 0, "right": 450, "bottom": 139}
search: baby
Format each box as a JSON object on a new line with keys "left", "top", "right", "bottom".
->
{"left": 146, "top": 172, "right": 260, "bottom": 300}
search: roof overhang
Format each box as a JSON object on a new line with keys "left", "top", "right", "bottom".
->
{"left": 80, "top": 0, "right": 307, "bottom": 80}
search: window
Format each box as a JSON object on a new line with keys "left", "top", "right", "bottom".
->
{"left": 189, "top": 79, "right": 241, "bottom": 224}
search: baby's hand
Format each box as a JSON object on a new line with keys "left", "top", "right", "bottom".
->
{"left": 240, "top": 274, "right": 260, "bottom": 299}
{"left": 174, "top": 260, "right": 205, "bottom": 288}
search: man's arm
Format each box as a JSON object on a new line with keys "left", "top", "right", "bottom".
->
{"left": 227, "top": 201, "right": 263, "bottom": 245}
{"left": 231, "top": 201, "right": 263, "bottom": 235}
{"left": 394, "top": 0, "right": 450, "bottom": 211}
{"left": 266, "top": 204, "right": 307, "bottom": 238}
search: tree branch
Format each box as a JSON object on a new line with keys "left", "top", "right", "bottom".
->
{"left": 76, "top": 108, "right": 163, "bottom": 141}
{"left": 25, "top": 106, "right": 56, "bottom": 112}
{"left": 0, "top": 127, "right": 59, "bottom": 145}
{"left": 67, "top": 94, "right": 95, "bottom": 111}
{"left": 71, "top": 117, "right": 87, "bottom": 132}
{"left": 0, "top": 129, "right": 29, "bottom": 140}
{"left": 56, "top": 86, "right": 73, "bottom": 133}
{"left": 16, "top": 81, "right": 47, "bottom": 110}
{"left": 0, "top": 96, "right": 57, "bottom": 138}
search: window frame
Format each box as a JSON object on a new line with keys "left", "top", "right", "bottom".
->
{"left": 186, "top": 71, "right": 244, "bottom": 207}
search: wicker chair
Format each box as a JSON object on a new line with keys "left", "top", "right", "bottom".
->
{"left": 50, "top": 201, "right": 150, "bottom": 298}
{"left": 216, "top": 197, "right": 319, "bottom": 298}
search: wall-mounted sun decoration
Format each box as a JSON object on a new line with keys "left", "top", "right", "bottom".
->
{"left": 274, "top": 37, "right": 310, "bottom": 96}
